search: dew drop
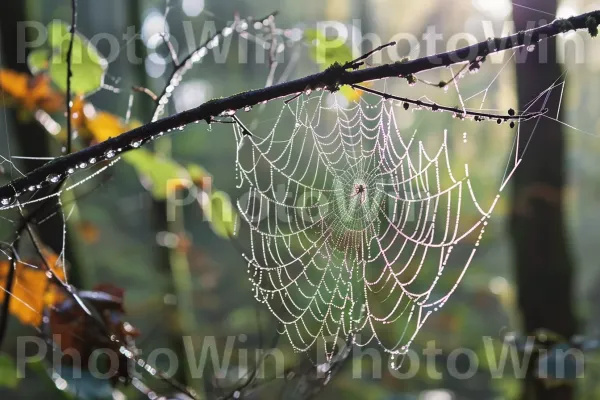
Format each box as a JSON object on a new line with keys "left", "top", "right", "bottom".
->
{"left": 1, "top": 198, "right": 10, "bottom": 206}
{"left": 46, "top": 173, "right": 61, "bottom": 183}
{"left": 28, "top": 185, "right": 36, "bottom": 191}
{"left": 67, "top": 167, "right": 75, "bottom": 174}
{"left": 105, "top": 149, "right": 116, "bottom": 159}
{"left": 78, "top": 162, "right": 87, "bottom": 169}
{"left": 244, "top": 106, "right": 252, "bottom": 112}
{"left": 527, "top": 44, "right": 536, "bottom": 52}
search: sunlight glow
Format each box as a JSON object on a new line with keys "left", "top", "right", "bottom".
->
{"left": 420, "top": 389, "right": 454, "bottom": 400}
{"left": 557, "top": 2, "right": 579, "bottom": 19}
{"left": 182, "top": 0, "right": 205, "bottom": 17}
{"left": 142, "top": 9, "right": 170, "bottom": 49}
{"left": 174, "top": 80, "right": 213, "bottom": 112}
{"left": 472, "top": 0, "right": 512, "bottom": 19}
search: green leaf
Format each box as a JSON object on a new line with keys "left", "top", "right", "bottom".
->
{"left": 47, "top": 21, "right": 107, "bottom": 94}
{"left": 27, "top": 49, "right": 51, "bottom": 74}
{"left": 203, "top": 190, "right": 238, "bottom": 239}
{"left": 187, "top": 163, "right": 210, "bottom": 184}
{"left": 0, "top": 354, "right": 19, "bottom": 389}
{"left": 125, "top": 152, "right": 237, "bottom": 239}
{"left": 304, "top": 28, "right": 354, "bottom": 68}
{"left": 123, "top": 149, "right": 190, "bottom": 200}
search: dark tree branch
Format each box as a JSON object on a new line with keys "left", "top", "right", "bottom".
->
{"left": 65, "top": 0, "right": 78, "bottom": 155}
{"left": 0, "top": 11, "right": 598, "bottom": 201}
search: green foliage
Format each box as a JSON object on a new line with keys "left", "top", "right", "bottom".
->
{"left": 27, "top": 21, "right": 107, "bottom": 94}
{"left": 124, "top": 149, "right": 190, "bottom": 200}
{"left": 27, "top": 49, "right": 51, "bottom": 74}
{"left": 304, "top": 28, "right": 354, "bottom": 67}
{"left": 124, "top": 150, "right": 237, "bottom": 238}
{"left": 0, "top": 353, "right": 19, "bottom": 389}
{"left": 204, "top": 190, "right": 238, "bottom": 238}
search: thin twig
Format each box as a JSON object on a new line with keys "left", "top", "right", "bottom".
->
{"left": 0, "top": 11, "right": 598, "bottom": 201}
{"left": 351, "top": 84, "right": 547, "bottom": 121}
{"left": 65, "top": 0, "right": 78, "bottom": 155}
{"left": 132, "top": 86, "right": 158, "bottom": 102}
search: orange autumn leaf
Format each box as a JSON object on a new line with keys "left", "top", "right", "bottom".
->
{"left": 0, "top": 69, "right": 64, "bottom": 113}
{"left": 86, "top": 111, "right": 128, "bottom": 142}
{"left": 0, "top": 250, "right": 67, "bottom": 327}
{"left": 70, "top": 97, "right": 128, "bottom": 144}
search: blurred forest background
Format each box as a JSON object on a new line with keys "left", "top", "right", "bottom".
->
{"left": 0, "top": 0, "right": 600, "bottom": 399}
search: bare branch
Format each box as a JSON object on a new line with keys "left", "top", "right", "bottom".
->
{"left": 65, "top": 0, "right": 78, "bottom": 155}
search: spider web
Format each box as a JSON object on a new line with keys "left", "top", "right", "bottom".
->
{"left": 231, "top": 61, "right": 561, "bottom": 361}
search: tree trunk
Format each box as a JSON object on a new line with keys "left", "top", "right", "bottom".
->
{"left": 510, "top": 1, "right": 577, "bottom": 399}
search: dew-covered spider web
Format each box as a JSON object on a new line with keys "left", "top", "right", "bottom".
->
{"left": 230, "top": 68, "right": 568, "bottom": 361}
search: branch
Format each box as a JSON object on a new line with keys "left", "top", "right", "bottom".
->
{"left": 65, "top": 0, "right": 77, "bottom": 155}
{"left": 0, "top": 11, "right": 598, "bottom": 202}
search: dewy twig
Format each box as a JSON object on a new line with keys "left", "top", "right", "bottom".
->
{"left": 65, "top": 0, "right": 77, "bottom": 155}
{"left": 0, "top": 11, "right": 599, "bottom": 202}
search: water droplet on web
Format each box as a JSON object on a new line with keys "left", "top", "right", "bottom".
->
{"left": 1, "top": 198, "right": 10, "bottom": 206}
{"left": 244, "top": 106, "right": 252, "bottom": 112}
{"left": 78, "top": 162, "right": 87, "bottom": 169}
{"left": 46, "top": 174, "right": 61, "bottom": 183}
{"left": 89, "top": 158, "right": 97, "bottom": 164}
{"left": 67, "top": 167, "right": 75, "bottom": 174}
{"left": 28, "top": 185, "right": 36, "bottom": 191}
{"left": 105, "top": 149, "right": 116, "bottom": 159}
{"left": 527, "top": 44, "right": 536, "bottom": 52}
{"left": 305, "top": 89, "right": 312, "bottom": 95}
{"left": 131, "top": 140, "right": 142, "bottom": 148}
